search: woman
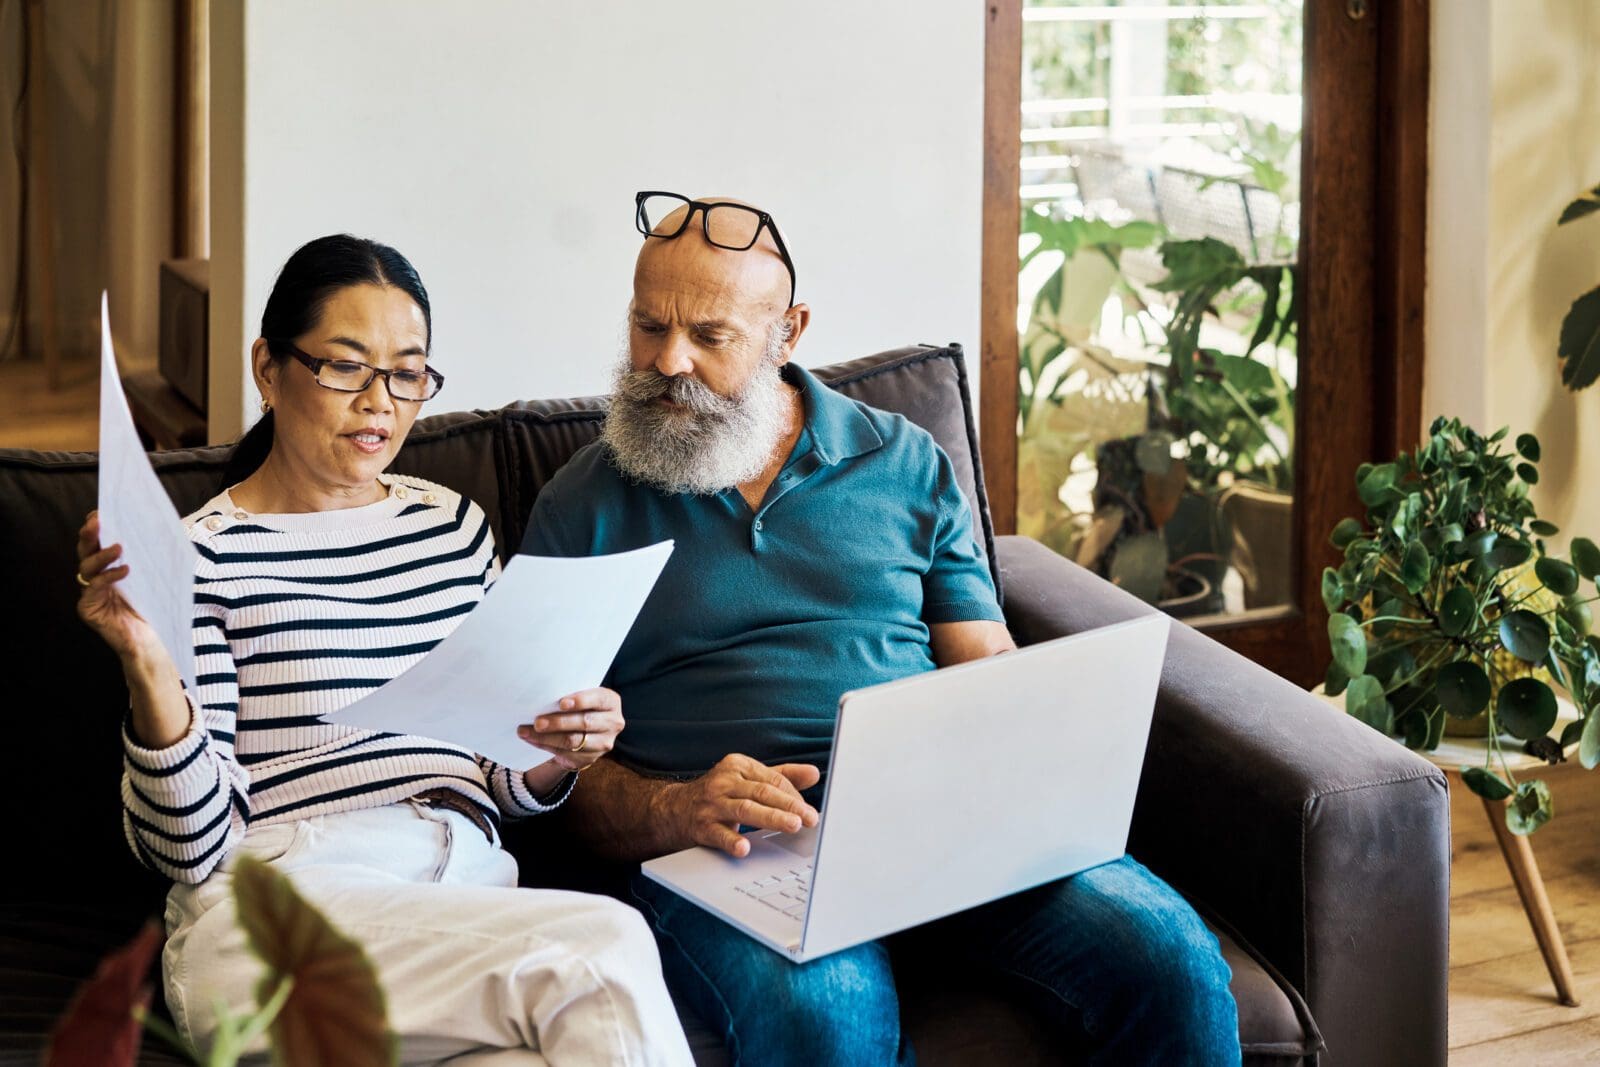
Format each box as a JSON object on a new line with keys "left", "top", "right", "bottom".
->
{"left": 76, "top": 235, "right": 692, "bottom": 1066}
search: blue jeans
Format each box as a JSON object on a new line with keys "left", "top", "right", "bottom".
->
{"left": 631, "top": 855, "right": 1240, "bottom": 1067}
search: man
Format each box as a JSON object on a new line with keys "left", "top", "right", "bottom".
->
{"left": 522, "top": 192, "right": 1241, "bottom": 1065}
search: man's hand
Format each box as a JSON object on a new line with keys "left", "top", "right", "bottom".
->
{"left": 660, "top": 754, "right": 820, "bottom": 858}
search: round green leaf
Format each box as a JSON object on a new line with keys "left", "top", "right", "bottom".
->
{"left": 1325, "top": 659, "right": 1350, "bottom": 697}
{"left": 1517, "top": 462, "right": 1540, "bottom": 485}
{"left": 1561, "top": 719, "right": 1584, "bottom": 748}
{"left": 1400, "top": 540, "right": 1432, "bottom": 594}
{"left": 1372, "top": 597, "right": 1405, "bottom": 638}
{"left": 1535, "top": 557, "right": 1580, "bottom": 597}
{"left": 1516, "top": 433, "right": 1542, "bottom": 461}
{"left": 1562, "top": 598, "right": 1593, "bottom": 637}
{"left": 1582, "top": 712, "right": 1600, "bottom": 771}
{"left": 1572, "top": 537, "right": 1600, "bottom": 581}
{"left": 1330, "top": 518, "right": 1363, "bottom": 550}
{"left": 1497, "top": 678, "right": 1558, "bottom": 741}
{"left": 1357, "top": 464, "right": 1399, "bottom": 506}
{"left": 1484, "top": 539, "right": 1533, "bottom": 573}
{"left": 1464, "top": 529, "right": 1498, "bottom": 558}
{"left": 1328, "top": 613, "right": 1368, "bottom": 677}
{"left": 1507, "top": 779, "right": 1553, "bottom": 836}
{"left": 1345, "top": 674, "right": 1392, "bottom": 735}
{"left": 1435, "top": 660, "right": 1491, "bottom": 718}
{"left": 1438, "top": 586, "right": 1478, "bottom": 637}
{"left": 1321, "top": 567, "right": 1344, "bottom": 614}
{"left": 1135, "top": 431, "right": 1175, "bottom": 475}
{"left": 1530, "top": 520, "right": 1561, "bottom": 538}
{"left": 1460, "top": 766, "right": 1513, "bottom": 801}
{"left": 1499, "top": 609, "right": 1551, "bottom": 663}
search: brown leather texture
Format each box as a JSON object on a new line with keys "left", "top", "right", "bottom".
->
{"left": 0, "top": 343, "right": 1433, "bottom": 1064}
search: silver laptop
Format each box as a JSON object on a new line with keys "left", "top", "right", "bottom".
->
{"left": 641, "top": 614, "right": 1170, "bottom": 962}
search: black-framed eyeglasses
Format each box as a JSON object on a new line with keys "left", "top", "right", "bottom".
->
{"left": 635, "top": 191, "right": 797, "bottom": 309}
{"left": 278, "top": 343, "right": 445, "bottom": 402}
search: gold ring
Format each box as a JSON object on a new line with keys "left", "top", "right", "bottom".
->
{"left": 570, "top": 731, "right": 588, "bottom": 753}
{"left": 75, "top": 570, "right": 91, "bottom": 588}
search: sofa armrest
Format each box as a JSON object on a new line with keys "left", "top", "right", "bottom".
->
{"left": 996, "top": 536, "right": 1449, "bottom": 1067}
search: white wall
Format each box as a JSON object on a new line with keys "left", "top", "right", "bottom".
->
{"left": 1426, "top": 0, "right": 1600, "bottom": 555}
{"left": 209, "top": 1, "right": 985, "bottom": 440}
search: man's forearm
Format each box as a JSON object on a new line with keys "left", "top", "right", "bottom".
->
{"left": 560, "top": 757, "right": 688, "bottom": 864}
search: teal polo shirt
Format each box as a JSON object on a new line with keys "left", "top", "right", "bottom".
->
{"left": 520, "top": 363, "right": 1004, "bottom": 778}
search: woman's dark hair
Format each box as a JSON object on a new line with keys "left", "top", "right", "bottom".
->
{"left": 223, "top": 234, "right": 431, "bottom": 485}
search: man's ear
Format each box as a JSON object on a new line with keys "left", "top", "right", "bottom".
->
{"left": 251, "top": 339, "right": 280, "bottom": 406}
{"left": 778, "top": 304, "right": 811, "bottom": 363}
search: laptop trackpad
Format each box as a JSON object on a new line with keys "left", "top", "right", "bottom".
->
{"left": 756, "top": 823, "right": 819, "bottom": 859}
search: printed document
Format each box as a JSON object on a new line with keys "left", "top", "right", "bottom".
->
{"left": 96, "top": 293, "right": 199, "bottom": 692}
{"left": 326, "top": 541, "right": 673, "bottom": 768}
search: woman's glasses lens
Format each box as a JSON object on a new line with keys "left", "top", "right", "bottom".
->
{"left": 316, "top": 361, "right": 440, "bottom": 401}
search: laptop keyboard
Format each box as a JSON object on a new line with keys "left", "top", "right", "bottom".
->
{"left": 735, "top": 863, "right": 812, "bottom": 921}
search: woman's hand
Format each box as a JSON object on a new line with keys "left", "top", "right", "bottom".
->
{"left": 77, "top": 511, "right": 163, "bottom": 664}
{"left": 76, "top": 510, "right": 192, "bottom": 748}
{"left": 519, "top": 687, "right": 625, "bottom": 785}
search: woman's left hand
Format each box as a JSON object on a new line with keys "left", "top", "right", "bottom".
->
{"left": 519, "top": 687, "right": 624, "bottom": 775}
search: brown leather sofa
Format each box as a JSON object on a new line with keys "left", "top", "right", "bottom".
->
{"left": 0, "top": 344, "right": 1447, "bottom": 1065}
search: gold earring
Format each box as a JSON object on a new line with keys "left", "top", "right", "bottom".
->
{"left": 260, "top": 399, "right": 271, "bottom": 414}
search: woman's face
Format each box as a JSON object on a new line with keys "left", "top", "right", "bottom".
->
{"left": 254, "top": 283, "right": 430, "bottom": 494}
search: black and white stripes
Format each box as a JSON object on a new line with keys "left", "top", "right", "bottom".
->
{"left": 121, "top": 474, "right": 567, "bottom": 883}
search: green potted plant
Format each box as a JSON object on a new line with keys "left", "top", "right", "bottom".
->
{"left": 1322, "top": 416, "right": 1600, "bottom": 834}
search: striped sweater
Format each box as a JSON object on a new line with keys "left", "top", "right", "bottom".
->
{"left": 121, "top": 473, "right": 570, "bottom": 884}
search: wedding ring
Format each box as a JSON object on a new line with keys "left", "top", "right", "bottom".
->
{"left": 570, "top": 731, "right": 588, "bottom": 753}
{"left": 75, "top": 570, "right": 91, "bottom": 588}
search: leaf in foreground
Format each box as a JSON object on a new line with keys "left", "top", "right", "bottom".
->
{"left": 45, "top": 922, "right": 165, "bottom": 1067}
{"left": 233, "top": 856, "right": 396, "bottom": 1067}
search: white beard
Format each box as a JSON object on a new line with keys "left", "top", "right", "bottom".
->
{"left": 601, "top": 326, "right": 792, "bottom": 496}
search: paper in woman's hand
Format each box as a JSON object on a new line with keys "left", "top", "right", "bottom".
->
{"left": 324, "top": 541, "right": 674, "bottom": 768}
{"left": 96, "top": 293, "right": 200, "bottom": 692}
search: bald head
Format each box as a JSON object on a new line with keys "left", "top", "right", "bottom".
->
{"left": 634, "top": 194, "right": 793, "bottom": 315}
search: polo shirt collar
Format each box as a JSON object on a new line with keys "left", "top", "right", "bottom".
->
{"left": 784, "top": 362, "right": 883, "bottom": 466}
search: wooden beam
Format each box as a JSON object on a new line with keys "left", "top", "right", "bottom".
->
{"left": 23, "top": 0, "right": 63, "bottom": 389}
{"left": 1372, "top": 0, "right": 1429, "bottom": 459}
{"left": 980, "top": 0, "right": 1021, "bottom": 536}
{"left": 174, "top": 0, "right": 210, "bottom": 258}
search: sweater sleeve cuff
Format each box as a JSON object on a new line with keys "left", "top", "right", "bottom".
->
{"left": 504, "top": 764, "right": 577, "bottom": 815}
{"left": 122, "top": 693, "right": 207, "bottom": 777}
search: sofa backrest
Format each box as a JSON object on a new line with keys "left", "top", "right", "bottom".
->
{"left": 0, "top": 342, "right": 993, "bottom": 927}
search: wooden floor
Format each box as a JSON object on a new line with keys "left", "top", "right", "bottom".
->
{"left": 4, "top": 357, "right": 1600, "bottom": 1060}
{"left": 0, "top": 356, "right": 103, "bottom": 451}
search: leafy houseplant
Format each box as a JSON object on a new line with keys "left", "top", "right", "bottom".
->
{"left": 1017, "top": 206, "right": 1297, "bottom": 610}
{"left": 1557, "top": 182, "right": 1600, "bottom": 390}
{"left": 1322, "top": 417, "right": 1600, "bottom": 835}
{"left": 47, "top": 856, "right": 394, "bottom": 1067}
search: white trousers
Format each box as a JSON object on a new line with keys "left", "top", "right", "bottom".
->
{"left": 162, "top": 802, "right": 693, "bottom": 1067}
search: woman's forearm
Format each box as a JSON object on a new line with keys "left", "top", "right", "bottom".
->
{"left": 123, "top": 646, "right": 193, "bottom": 749}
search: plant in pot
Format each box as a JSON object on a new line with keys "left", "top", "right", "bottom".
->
{"left": 1322, "top": 416, "right": 1600, "bottom": 834}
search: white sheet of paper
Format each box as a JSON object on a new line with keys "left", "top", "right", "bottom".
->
{"left": 96, "top": 293, "right": 199, "bottom": 693}
{"left": 326, "top": 541, "right": 674, "bottom": 769}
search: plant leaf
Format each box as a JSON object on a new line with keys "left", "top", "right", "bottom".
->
{"left": 1436, "top": 659, "right": 1492, "bottom": 718}
{"left": 1328, "top": 613, "right": 1368, "bottom": 677}
{"left": 1357, "top": 463, "right": 1400, "bottom": 507}
{"left": 1559, "top": 286, "right": 1600, "bottom": 391}
{"left": 1535, "top": 557, "right": 1580, "bottom": 597}
{"left": 1572, "top": 537, "right": 1600, "bottom": 580}
{"left": 1582, "top": 712, "right": 1600, "bottom": 770}
{"left": 1438, "top": 586, "right": 1478, "bottom": 636}
{"left": 1484, "top": 539, "right": 1533, "bottom": 573}
{"left": 1530, "top": 519, "right": 1561, "bottom": 538}
{"left": 1497, "top": 677, "right": 1559, "bottom": 741}
{"left": 1400, "top": 540, "right": 1432, "bottom": 595}
{"left": 232, "top": 856, "right": 395, "bottom": 1067}
{"left": 1515, "top": 433, "right": 1542, "bottom": 461}
{"left": 1330, "top": 517, "right": 1363, "bottom": 549}
{"left": 1517, "top": 462, "right": 1540, "bottom": 485}
{"left": 1325, "top": 659, "right": 1351, "bottom": 697}
{"left": 1507, "top": 779, "right": 1553, "bottom": 836}
{"left": 1500, "top": 609, "right": 1552, "bottom": 663}
{"left": 1558, "top": 183, "right": 1600, "bottom": 225}
{"left": 1345, "top": 674, "right": 1392, "bottom": 734}
{"left": 1461, "top": 766, "right": 1513, "bottom": 801}
{"left": 45, "top": 922, "right": 164, "bottom": 1067}
{"left": 1321, "top": 568, "right": 1344, "bottom": 614}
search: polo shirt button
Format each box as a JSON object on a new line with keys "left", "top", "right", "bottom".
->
{"left": 232, "top": 510, "right": 249, "bottom": 520}
{"left": 395, "top": 485, "right": 411, "bottom": 500}
{"left": 204, "top": 516, "right": 223, "bottom": 532}
{"left": 422, "top": 492, "right": 437, "bottom": 505}
{"left": 754, "top": 520, "right": 764, "bottom": 531}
